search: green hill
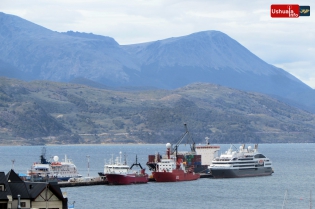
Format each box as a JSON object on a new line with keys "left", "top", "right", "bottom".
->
{"left": 0, "top": 77, "right": 314, "bottom": 145}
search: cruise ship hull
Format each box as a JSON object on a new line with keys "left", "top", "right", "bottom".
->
{"left": 152, "top": 170, "right": 200, "bottom": 182}
{"left": 106, "top": 173, "right": 149, "bottom": 185}
{"left": 210, "top": 167, "right": 273, "bottom": 178}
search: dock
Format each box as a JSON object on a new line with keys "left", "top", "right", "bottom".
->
{"left": 58, "top": 180, "right": 108, "bottom": 187}
{"left": 57, "top": 173, "right": 212, "bottom": 187}
{"left": 147, "top": 172, "right": 212, "bottom": 182}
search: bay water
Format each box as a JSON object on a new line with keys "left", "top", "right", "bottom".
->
{"left": 0, "top": 143, "right": 314, "bottom": 209}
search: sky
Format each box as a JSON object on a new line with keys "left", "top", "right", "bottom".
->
{"left": 1, "top": 0, "right": 314, "bottom": 88}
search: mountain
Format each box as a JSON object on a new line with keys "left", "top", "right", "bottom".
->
{"left": 0, "top": 12, "right": 139, "bottom": 85}
{"left": 1, "top": 12, "right": 315, "bottom": 112}
{"left": 122, "top": 31, "right": 315, "bottom": 112}
{"left": 0, "top": 77, "right": 315, "bottom": 145}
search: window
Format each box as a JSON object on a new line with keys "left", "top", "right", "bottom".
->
{"left": 20, "top": 202, "right": 26, "bottom": 207}
{"left": 0, "top": 185, "right": 4, "bottom": 191}
{"left": 0, "top": 203, "right": 7, "bottom": 209}
{"left": 254, "top": 154, "right": 266, "bottom": 158}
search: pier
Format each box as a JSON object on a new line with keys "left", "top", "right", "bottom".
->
{"left": 58, "top": 180, "right": 108, "bottom": 187}
{"left": 57, "top": 173, "right": 212, "bottom": 187}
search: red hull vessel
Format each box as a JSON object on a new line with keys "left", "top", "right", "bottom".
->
{"left": 151, "top": 142, "right": 200, "bottom": 182}
{"left": 147, "top": 124, "right": 220, "bottom": 178}
{"left": 106, "top": 172, "right": 149, "bottom": 185}
{"left": 100, "top": 154, "right": 149, "bottom": 185}
{"left": 152, "top": 169, "right": 200, "bottom": 182}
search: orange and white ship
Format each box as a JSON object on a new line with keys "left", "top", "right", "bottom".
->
{"left": 27, "top": 147, "right": 81, "bottom": 181}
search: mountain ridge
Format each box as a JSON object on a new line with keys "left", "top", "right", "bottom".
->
{"left": 123, "top": 31, "right": 279, "bottom": 75}
{"left": 0, "top": 12, "right": 315, "bottom": 113}
{"left": 0, "top": 12, "right": 139, "bottom": 83}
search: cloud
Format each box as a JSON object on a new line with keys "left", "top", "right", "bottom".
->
{"left": 275, "top": 58, "right": 315, "bottom": 88}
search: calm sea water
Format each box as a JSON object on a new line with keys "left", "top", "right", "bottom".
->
{"left": 1, "top": 143, "right": 314, "bottom": 209}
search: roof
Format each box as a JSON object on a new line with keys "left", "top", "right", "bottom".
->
{"left": 24, "top": 182, "right": 65, "bottom": 201}
{"left": 24, "top": 182, "right": 47, "bottom": 199}
{"left": 0, "top": 172, "right": 12, "bottom": 201}
{"left": 5, "top": 169, "right": 29, "bottom": 199}
{"left": 6, "top": 169, "right": 23, "bottom": 182}
{"left": 1, "top": 170, "right": 66, "bottom": 203}
{"left": 48, "top": 182, "right": 64, "bottom": 200}
{"left": 7, "top": 182, "right": 30, "bottom": 199}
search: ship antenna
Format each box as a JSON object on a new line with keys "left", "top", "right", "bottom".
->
{"left": 310, "top": 190, "right": 312, "bottom": 209}
{"left": 11, "top": 159, "right": 15, "bottom": 170}
{"left": 124, "top": 153, "right": 127, "bottom": 165}
{"left": 40, "top": 147, "right": 49, "bottom": 164}
{"left": 205, "top": 137, "right": 209, "bottom": 145}
{"left": 282, "top": 189, "right": 288, "bottom": 209}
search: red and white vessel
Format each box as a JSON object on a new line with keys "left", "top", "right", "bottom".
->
{"left": 100, "top": 152, "right": 148, "bottom": 185}
{"left": 148, "top": 124, "right": 220, "bottom": 180}
{"left": 152, "top": 143, "right": 200, "bottom": 182}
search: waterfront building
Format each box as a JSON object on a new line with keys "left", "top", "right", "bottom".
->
{"left": 0, "top": 170, "right": 67, "bottom": 209}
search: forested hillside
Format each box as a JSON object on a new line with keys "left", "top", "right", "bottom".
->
{"left": 0, "top": 77, "right": 314, "bottom": 145}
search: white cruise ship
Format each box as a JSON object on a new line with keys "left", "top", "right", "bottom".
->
{"left": 27, "top": 148, "right": 82, "bottom": 181}
{"left": 209, "top": 144, "right": 273, "bottom": 178}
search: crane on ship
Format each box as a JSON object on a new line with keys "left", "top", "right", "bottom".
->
{"left": 171, "top": 124, "right": 196, "bottom": 156}
{"left": 146, "top": 124, "right": 197, "bottom": 172}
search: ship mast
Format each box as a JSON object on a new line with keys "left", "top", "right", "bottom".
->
{"left": 171, "top": 124, "right": 196, "bottom": 155}
{"left": 310, "top": 190, "right": 312, "bottom": 209}
{"left": 282, "top": 189, "right": 287, "bottom": 209}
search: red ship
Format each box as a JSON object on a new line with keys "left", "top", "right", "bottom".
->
{"left": 106, "top": 156, "right": 149, "bottom": 185}
{"left": 151, "top": 142, "right": 200, "bottom": 182}
{"left": 106, "top": 169, "right": 148, "bottom": 185}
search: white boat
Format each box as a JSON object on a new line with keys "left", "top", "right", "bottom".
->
{"left": 98, "top": 152, "right": 149, "bottom": 185}
{"left": 208, "top": 144, "right": 273, "bottom": 178}
{"left": 27, "top": 147, "right": 82, "bottom": 181}
{"left": 98, "top": 151, "right": 130, "bottom": 176}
